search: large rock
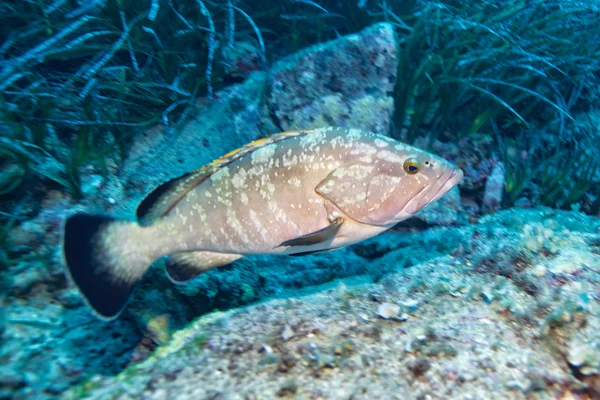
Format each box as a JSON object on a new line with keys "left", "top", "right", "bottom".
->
{"left": 413, "top": 186, "right": 465, "bottom": 226}
{"left": 0, "top": 301, "right": 141, "bottom": 399}
{"left": 62, "top": 208, "right": 600, "bottom": 400}
{"left": 97, "top": 71, "right": 271, "bottom": 218}
{"left": 265, "top": 23, "right": 398, "bottom": 135}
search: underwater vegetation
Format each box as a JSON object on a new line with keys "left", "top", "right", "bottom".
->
{"left": 0, "top": 0, "right": 599, "bottom": 206}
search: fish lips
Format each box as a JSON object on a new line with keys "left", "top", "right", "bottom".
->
{"left": 404, "top": 167, "right": 463, "bottom": 215}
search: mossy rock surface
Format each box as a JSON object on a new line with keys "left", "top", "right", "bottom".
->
{"left": 63, "top": 208, "right": 600, "bottom": 399}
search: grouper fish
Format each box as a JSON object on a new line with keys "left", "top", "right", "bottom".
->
{"left": 62, "top": 127, "right": 463, "bottom": 320}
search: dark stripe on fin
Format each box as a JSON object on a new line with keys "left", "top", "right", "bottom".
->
{"left": 136, "top": 129, "right": 312, "bottom": 226}
{"left": 136, "top": 170, "right": 210, "bottom": 226}
{"left": 166, "top": 251, "right": 243, "bottom": 283}
{"left": 289, "top": 247, "right": 342, "bottom": 256}
{"left": 62, "top": 214, "right": 145, "bottom": 320}
{"left": 277, "top": 217, "right": 343, "bottom": 248}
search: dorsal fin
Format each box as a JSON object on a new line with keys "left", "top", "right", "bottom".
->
{"left": 136, "top": 169, "right": 211, "bottom": 226}
{"left": 136, "top": 129, "right": 308, "bottom": 226}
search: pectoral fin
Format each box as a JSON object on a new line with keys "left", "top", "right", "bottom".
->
{"left": 165, "top": 251, "right": 243, "bottom": 283}
{"left": 288, "top": 247, "right": 342, "bottom": 256}
{"left": 277, "top": 217, "right": 343, "bottom": 248}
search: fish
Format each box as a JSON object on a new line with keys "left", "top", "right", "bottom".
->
{"left": 61, "top": 127, "right": 463, "bottom": 320}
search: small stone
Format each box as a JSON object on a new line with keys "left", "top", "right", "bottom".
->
{"left": 333, "top": 339, "right": 355, "bottom": 358}
{"left": 405, "top": 338, "right": 414, "bottom": 353}
{"left": 277, "top": 379, "right": 298, "bottom": 397}
{"left": 205, "top": 390, "right": 224, "bottom": 400}
{"left": 532, "top": 264, "right": 547, "bottom": 277}
{"left": 406, "top": 357, "right": 431, "bottom": 377}
{"left": 57, "top": 289, "right": 83, "bottom": 309}
{"left": 400, "top": 299, "right": 419, "bottom": 311}
{"left": 46, "top": 381, "right": 69, "bottom": 395}
{"left": 221, "top": 41, "right": 263, "bottom": 79}
{"left": 277, "top": 349, "right": 298, "bottom": 372}
{"left": 281, "top": 325, "right": 294, "bottom": 342}
{"left": 450, "top": 286, "right": 468, "bottom": 297}
{"left": 481, "top": 287, "right": 495, "bottom": 303}
{"left": 482, "top": 162, "right": 505, "bottom": 211}
{"left": 514, "top": 197, "right": 533, "bottom": 208}
{"left": 262, "top": 345, "right": 273, "bottom": 354}
{"left": 568, "top": 342, "right": 600, "bottom": 375}
{"left": 425, "top": 343, "right": 458, "bottom": 358}
{"left": 10, "top": 266, "right": 48, "bottom": 295}
{"left": 377, "top": 302, "right": 400, "bottom": 319}
{"left": 363, "top": 325, "right": 382, "bottom": 341}
{"left": 506, "top": 379, "right": 530, "bottom": 392}
{"left": 146, "top": 315, "right": 171, "bottom": 345}
{"left": 81, "top": 174, "right": 104, "bottom": 196}
{"left": 259, "top": 353, "right": 280, "bottom": 366}
{"left": 317, "top": 353, "right": 337, "bottom": 369}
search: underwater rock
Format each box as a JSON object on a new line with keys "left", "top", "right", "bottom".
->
{"left": 0, "top": 303, "right": 141, "bottom": 400}
{"left": 432, "top": 135, "right": 496, "bottom": 192}
{"left": 264, "top": 23, "right": 398, "bottom": 135}
{"left": 9, "top": 263, "right": 51, "bottom": 296}
{"left": 62, "top": 208, "right": 600, "bottom": 400}
{"left": 23, "top": 208, "right": 592, "bottom": 399}
{"left": 482, "top": 162, "right": 506, "bottom": 211}
{"left": 376, "top": 302, "right": 400, "bottom": 319}
{"left": 406, "top": 357, "right": 431, "bottom": 377}
{"left": 7, "top": 188, "right": 79, "bottom": 250}
{"left": 281, "top": 325, "right": 295, "bottom": 342}
{"left": 221, "top": 41, "right": 264, "bottom": 79}
{"left": 568, "top": 341, "right": 600, "bottom": 376}
{"left": 159, "top": 250, "right": 371, "bottom": 319}
{"left": 101, "top": 71, "right": 270, "bottom": 217}
{"left": 514, "top": 196, "right": 534, "bottom": 209}
{"left": 80, "top": 173, "right": 105, "bottom": 197}
{"left": 413, "top": 186, "right": 465, "bottom": 226}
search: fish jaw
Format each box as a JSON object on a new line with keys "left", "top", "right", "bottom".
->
{"left": 395, "top": 167, "right": 463, "bottom": 220}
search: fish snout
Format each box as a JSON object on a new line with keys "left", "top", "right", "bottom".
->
{"left": 405, "top": 167, "right": 463, "bottom": 214}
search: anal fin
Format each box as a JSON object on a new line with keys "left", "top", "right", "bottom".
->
{"left": 165, "top": 251, "right": 243, "bottom": 283}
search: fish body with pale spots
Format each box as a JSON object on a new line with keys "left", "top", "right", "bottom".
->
{"left": 62, "top": 127, "right": 463, "bottom": 319}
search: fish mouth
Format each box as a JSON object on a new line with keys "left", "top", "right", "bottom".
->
{"left": 404, "top": 167, "right": 463, "bottom": 215}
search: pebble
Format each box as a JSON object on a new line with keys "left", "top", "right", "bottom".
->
{"left": 377, "top": 302, "right": 400, "bottom": 319}
{"left": 281, "top": 325, "right": 294, "bottom": 342}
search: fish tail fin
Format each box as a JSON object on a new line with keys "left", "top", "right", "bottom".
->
{"left": 62, "top": 213, "right": 154, "bottom": 320}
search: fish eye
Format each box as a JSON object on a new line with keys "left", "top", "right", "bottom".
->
{"left": 403, "top": 159, "right": 421, "bottom": 175}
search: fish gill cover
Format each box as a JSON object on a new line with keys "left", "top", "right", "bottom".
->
{"left": 1, "top": 0, "right": 600, "bottom": 399}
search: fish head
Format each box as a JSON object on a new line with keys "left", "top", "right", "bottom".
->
{"left": 316, "top": 139, "right": 463, "bottom": 227}
{"left": 364, "top": 145, "right": 463, "bottom": 226}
